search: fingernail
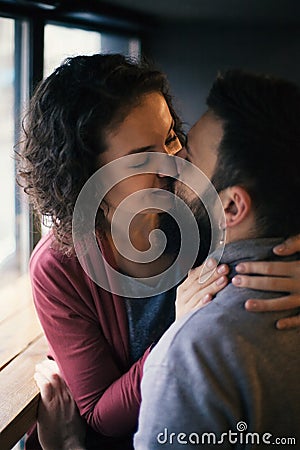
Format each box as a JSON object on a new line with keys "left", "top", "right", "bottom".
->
{"left": 236, "top": 263, "right": 245, "bottom": 273}
{"left": 274, "top": 243, "right": 285, "bottom": 253}
{"left": 206, "top": 258, "right": 216, "bottom": 269}
{"left": 232, "top": 276, "right": 242, "bottom": 285}
{"left": 216, "top": 276, "right": 226, "bottom": 286}
{"left": 246, "top": 300, "right": 257, "bottom": 309}
{"left": 217, "top": 264, "right": 226, "bottom": 274}
{"left": 276, "top": 321, "right": 286, "bottom": 330}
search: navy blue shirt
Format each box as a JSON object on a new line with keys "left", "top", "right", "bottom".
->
{"left": 125, "top": 288, "right": 176, "bottom": 363}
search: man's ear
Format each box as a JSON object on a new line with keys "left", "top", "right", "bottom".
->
{"left": 219, "top": 186, "right": 252, "bottom": 228}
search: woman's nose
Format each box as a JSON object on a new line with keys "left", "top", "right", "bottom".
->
{"left": 173, "top": 146, "right": 188, "bottom": 175}
{"left": 157, "top": 155, "right": 179, "bottom": 178}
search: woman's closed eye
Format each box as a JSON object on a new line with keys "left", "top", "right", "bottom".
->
{"left": 129, "top": 152, "right": 151, "bottom": 168}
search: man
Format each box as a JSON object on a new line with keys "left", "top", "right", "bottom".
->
{"left": 134, "top": 70, "right": 300, "bottom": 449}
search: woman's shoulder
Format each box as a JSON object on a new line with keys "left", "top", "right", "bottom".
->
{"left": 29, "top": 231, "right": 80, "bottom": 278}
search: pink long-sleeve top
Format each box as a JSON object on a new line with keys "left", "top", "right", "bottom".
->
{"left": 30, "top": 232, "right": 151, "bottom": 449}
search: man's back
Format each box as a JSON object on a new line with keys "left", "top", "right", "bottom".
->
{"left": 135, "top": 238, "right": 300, "bottom": 449}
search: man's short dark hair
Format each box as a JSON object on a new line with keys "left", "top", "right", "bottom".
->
{"left": 207, "top": 69, "right": 300, "bottom": 238}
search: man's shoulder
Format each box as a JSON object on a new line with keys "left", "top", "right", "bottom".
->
{"left": 145, "top": 279, "right": 299, "bottom": 374}
{"left": 145, "top": 300, "right": 232, "bottom": 370}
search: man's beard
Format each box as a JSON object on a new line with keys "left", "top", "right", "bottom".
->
{"left": 175, "top": 182, "right": 212, "bottom": 266}
{"left": 187, "top": 197, "right": 212, "bottom": 265}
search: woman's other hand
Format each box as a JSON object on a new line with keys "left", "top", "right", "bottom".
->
{"left": 34, "top": 359, "right": 86, "bottom": 450}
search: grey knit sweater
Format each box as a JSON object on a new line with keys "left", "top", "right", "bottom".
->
{"left": 135, "top": 238, "right": 300, "bottom": 449}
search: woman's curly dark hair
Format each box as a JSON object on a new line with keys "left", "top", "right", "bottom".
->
{"left": 17, "top": 53, "right": 185, "bottom": 254}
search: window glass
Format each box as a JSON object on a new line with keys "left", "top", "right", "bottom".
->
{"left": 44, "top": 24, "right": 101, "bottom": 77}
{"left": 101, "top": 32, "right": 141, "bottom": 58}
{"left": 0, "top": 18, "right": 16, "bottom": 285}
{"left": 44, "top": 24, "right": 141, "bottom": 77}
{"left": 0, "top": 17, "right": 30, "bottom": 303}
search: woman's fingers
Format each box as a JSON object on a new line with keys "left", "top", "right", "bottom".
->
{"left": 35, "top": 363, "right": 87, "bottom": 450}
{"left": 200, "top": 258, "right": 218, "bottom": 275}
{"left": 176, "top": 260, "right": 229, "bottom": 320}
{"left": 245, "top": 295, "right": 300, "bottom": 312}
{"left": 276, "top": 313, "right": 300, "bottom": 330}
{"left": 232, "top": 274, "right": 297, "bottom": 292}
{"left": 34, "top": 372, "right": 54, "bottom": 402}
{"left": 187, "top": 291, "right": 213, "bottom": 311}
{"left": 236, "top": 260, "right": 300, "bottom": 278}
{"left": 178, "top": 269, "right": 228, "bottom": 302}
{"left": 35, "top": 359, "right": 65, "bottom": 405}
{"left": 176, "top": 268, "right": 229, "bottom": 320}
{"left": 273, "top": 234, "right": 300, "bottom": 256}
{"left": 36, "top": 359, "right": 60, "bottom": 378}
{"left": 186, "top": 262, "right": 228, "bottom": 287}
{"left": 185, "top": 276, "right": 228, "bottom": 312}
{"left": 199, "top": 265, "right": 228, "bottom": 284}
{"left": 187, "top": 258, "right": 218, "bottom": 281}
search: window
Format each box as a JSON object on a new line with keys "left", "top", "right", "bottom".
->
{"left": 0, "top": 18, "right": 21, "bottom": 286}
{"left": 101, "top": 31, "right": 141, "bottom": 59}
{"left": 0, "top": 17, "right": 31, "bottom": 327}
{"left": 44, "top": 24, "right": 101, "bottom": 76}
{"left": 44, "top": 24, "right": 140, "bottom": 77}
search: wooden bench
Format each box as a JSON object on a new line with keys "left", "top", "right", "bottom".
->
{"left": 0, "top": 275, "right": 48, "bottom": 450}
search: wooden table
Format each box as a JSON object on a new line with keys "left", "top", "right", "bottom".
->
{"left": 0, "top": 275, "right": 48, "bottom": 450}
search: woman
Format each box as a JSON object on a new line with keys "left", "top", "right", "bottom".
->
{"left": 19, "top": 54, "right": 300, "bottom": 449}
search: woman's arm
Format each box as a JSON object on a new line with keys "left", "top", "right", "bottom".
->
{"left": 34, "top": 290, "right": 148, "bottom": 437}
{"left": 232, "top": 235, "right": 300, "bottom": 329}
{"left": 30, "top": 250, "right": 149, "bottom": 438}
